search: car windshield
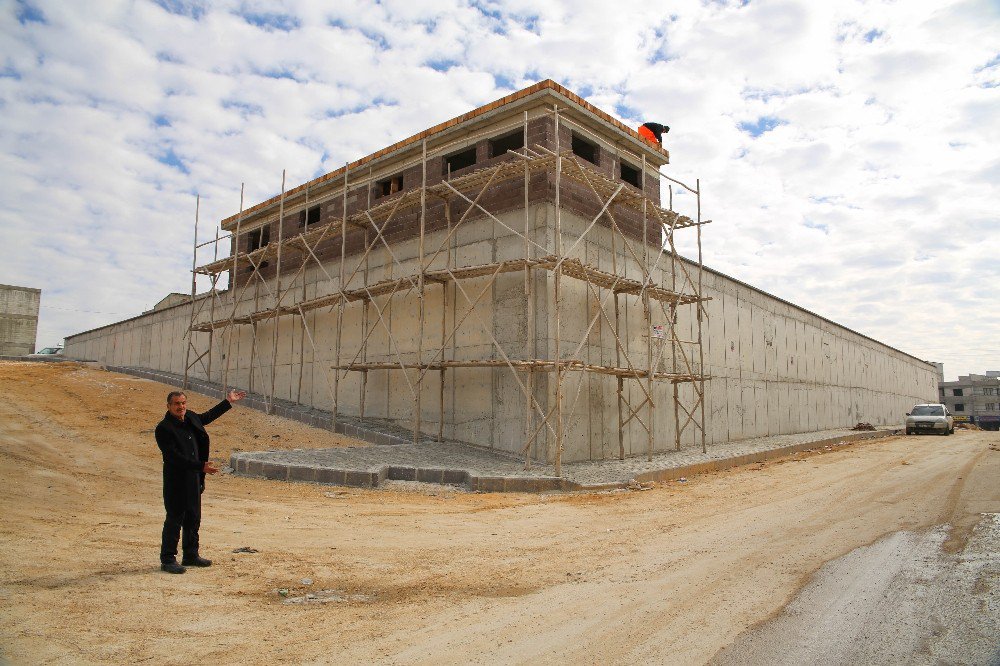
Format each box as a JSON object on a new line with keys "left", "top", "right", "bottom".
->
{"left": 36, "top": 347, "right": 61, "bottom": 354}
{"left": 911, "top": 405, "right": 944, "bottom": 416}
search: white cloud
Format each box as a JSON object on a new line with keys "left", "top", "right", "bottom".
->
{"left": 0, "top": 0, "right": 998, "bottom": 379}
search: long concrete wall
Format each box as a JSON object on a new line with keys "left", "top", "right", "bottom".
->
{"left": 65, "top": 203, "right": 937, "bottom": 462}
{"left": 0, "top": 284, "right": 41, "bottom": 356}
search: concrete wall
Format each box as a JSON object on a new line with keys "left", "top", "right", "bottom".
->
{"left": 65, "top": 203, "right": 937, "bottom": 462}
{"left": 0, "top": 284, "right": 41, "bottom": 356}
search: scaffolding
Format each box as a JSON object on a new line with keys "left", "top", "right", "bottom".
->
{"left": 184, "top": 106, "right": 711, "bottom": 474}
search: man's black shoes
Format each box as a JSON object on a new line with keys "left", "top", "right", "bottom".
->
{"left": 161, "top": 561, "right": 186, "bottom": 574}
{"left": 160, "top": 555, "right": 211, "bottom": 571}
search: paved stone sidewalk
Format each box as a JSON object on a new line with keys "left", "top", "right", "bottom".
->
{"left": 231, "top": 427, "right": 898, "bottom": 493}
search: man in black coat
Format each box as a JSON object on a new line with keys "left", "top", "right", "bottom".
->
{"left": 156, "top": 388, "right": 245, "bottom": 574}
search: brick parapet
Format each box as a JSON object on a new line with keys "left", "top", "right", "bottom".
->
{"left": 232, "top": 115, "right": 667, "bottom": 289}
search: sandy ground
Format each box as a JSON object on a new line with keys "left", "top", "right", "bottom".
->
{"left": 0, "top": 361, "right": 997, "bottom": 665}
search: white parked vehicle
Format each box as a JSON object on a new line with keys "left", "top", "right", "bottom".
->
{"left": 26, "top": 346, "right": 64, "bottom": 359}
{"left": 905, "top": 403, "right": 954, "bottom": 436}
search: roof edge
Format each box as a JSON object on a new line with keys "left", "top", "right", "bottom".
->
{"left": 220, "top": 79, "right": 668, "bottom": 227}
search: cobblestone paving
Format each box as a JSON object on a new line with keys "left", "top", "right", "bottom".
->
{"left": 235, "top": 427, "right": 897, "bottom": 489}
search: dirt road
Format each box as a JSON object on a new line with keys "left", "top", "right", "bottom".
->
{"left": 1, "top": 362, "right": 997, "bottom": 664}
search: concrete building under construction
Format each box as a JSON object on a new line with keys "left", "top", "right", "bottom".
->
{"left": 1, "top": 283, "right": 41, "bottom": 356}
{"left": 64, "top": 81, "right": 938, "bottom": 471}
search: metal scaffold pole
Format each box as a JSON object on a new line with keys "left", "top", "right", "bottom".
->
{"left": 332, "top": 163, "right": 348, "bottom": 432}
{"left": 553, "top": 104, "right": 564, "bottom": 477}
{"left": 697, "top": 179, "right": 707, "bottom": 453}
{"left": 183, "top": 194, "right": 200, "bottom": 390}
{"left": 415, "top": 139, "right": 427, "bottom": 443}
{"left": 267, "top": 170, "right": 286, "bottom": 414}
{"left": 222, "top": 183, "right": 244, "bottom": 395}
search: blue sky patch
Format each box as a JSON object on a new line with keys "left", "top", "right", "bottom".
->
{"left": 155, "top": 51, "right": 182, "bottom": 64}
{"left": 517, "top": 14, "right": 540, "bottom": 33}
{"left": 237, "top": 12, "right": 300, "bottom": 32}
{"left": 809, "top": 195, "right": 839, "bottom": 204}
{"left": 804, "top": 219, "right": 830, "bottom": 234}
{"left": 493, "top": 74, "right": 516, "bottom": 90}
{"left": 157, "top": 147, "right": 189, "bottom": 174}
{"left": 863, "top": 29, "right": 883, "bottom": 42}
{"left": 648, "top": 49, "right": 678, "bottom": 65}
{"left": 153, "top": 114, "right": 171, "bottom": 127}
{"left": 738, "top": 116, "right": 786, "bottom": 137}
{"left": 325, "top": 97, "right": 397, "bottom": 119}
{"left": 358, "top": 27, "right": 389, "bottom": 50}
{"left": 470, "top": 0, "right": 503, "bottom": 21}
{"left": 152, "top": 0, "right": 205, "bottom": 20}
{"left": 614, "top": 102, "right": 640, "bottom": 120}
{"left": 427, "top": 58, "right": 460, "bottom": 72}
{"left": 222, "top": 100, "right": 263, "bottom": 117}
{"left": 16, "top": 1, "right": 45, "bottom": 25}
{"left": 255, "top": 67, "right": 302, "bottom": 82}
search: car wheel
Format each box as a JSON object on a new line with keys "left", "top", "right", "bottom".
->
{"left": 905, "top": 428, "right": 912, "bottom": 435}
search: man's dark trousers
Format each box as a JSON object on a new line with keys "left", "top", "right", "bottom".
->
{"left": 161, "top": 468, "right": 202, "bottom": 563}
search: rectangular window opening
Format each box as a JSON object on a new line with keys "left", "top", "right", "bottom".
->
{"left": 443, "top": 146, "right": 477, "bottom": 176}
{"left": 620, "top": 161, "right": 641, "bottom": 188}
{"left": 298, "top": 205, "right": 321, "bottom": 228}
{"left": 375, "top": 174, "right": 404, "bottom": 199}
{"left": 244, "top": 225, "right": 270, "bottom": 271}
{"left": 246, "top": 225, "right": 270, "bottom": 252}
{"left": 489, "top": 131, "right": 524, "bottom": 158}
{"left": 953, "top": 388, "right": 964, "bottom": 396}
{"left": 954, "top": 403, "right": 965, "bottom": 412}
{"left": 571, "top": 133, "right": 598, "bottom": 164}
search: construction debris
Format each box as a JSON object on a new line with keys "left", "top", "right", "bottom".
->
{"left": 851, "top": 422, "right": 876, "bottom": 431}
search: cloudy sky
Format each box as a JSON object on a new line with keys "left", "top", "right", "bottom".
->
{"left": 1, "top": 0, "right": 997, "bottom": 379}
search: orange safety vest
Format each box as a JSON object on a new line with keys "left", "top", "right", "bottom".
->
{"left": 638, "top": 125, "right": 659, "bottom": 145}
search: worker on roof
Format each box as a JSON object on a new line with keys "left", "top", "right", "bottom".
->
{"left": 638, "top": 122, "right": 669, "bottom": 146}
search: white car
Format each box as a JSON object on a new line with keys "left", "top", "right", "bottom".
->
{"left": 26, "top": 346, "right": 64, "bottom": 359}
{"left": 905, "top": 403, "right": 954, "bottom": 436}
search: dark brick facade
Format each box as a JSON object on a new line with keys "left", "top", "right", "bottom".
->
{"left": 232, "top": 116, "right": 666, "bottom": 287}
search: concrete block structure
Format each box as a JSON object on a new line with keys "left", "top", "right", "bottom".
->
{"left": 0, "top": 283, "right": 40, "bottom": 356}
{"left": 938, "top": 373, "right": 1000, "bottom": 430}
{"left": 64, "top": 81, "right": 938, "bottom": 469}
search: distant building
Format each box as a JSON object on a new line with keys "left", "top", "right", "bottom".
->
{"left": 0, "top": 283, "right": 41, "bottom": 356}
{"left": 939, "top": 373, "right": 1000, "bottom": 431}
{"left": 146, "top": 293, "right": 190, "bottom": 313}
